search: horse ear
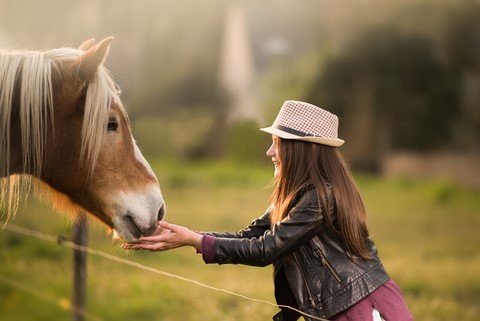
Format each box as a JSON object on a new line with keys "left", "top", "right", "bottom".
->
{"left": 74, "top": 37, "right": 114, "bottom": 82}
{"left": 78, "top": 38, "right": 96, "bottom": 51}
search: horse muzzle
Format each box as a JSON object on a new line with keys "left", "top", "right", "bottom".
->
{"left": 112, "top": 200, "right": 166, "bottom": 243}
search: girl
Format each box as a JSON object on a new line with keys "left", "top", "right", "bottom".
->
{"left": 124, "top": 100, "right": 413, "bottom": 321}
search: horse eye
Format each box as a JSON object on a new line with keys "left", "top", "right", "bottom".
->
{"left": 107, "top": 120, "right": 118, "bottom": 132}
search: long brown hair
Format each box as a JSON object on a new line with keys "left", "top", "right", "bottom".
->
{"left": 269, "top": 138, "right": 371, "bottom": 259}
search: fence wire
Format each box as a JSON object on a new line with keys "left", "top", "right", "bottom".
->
{"left": 1, "top": 221, "right": 329, "bottom": 321}
{"left": 0, "top": 273, "right": 104, "bottom": 321}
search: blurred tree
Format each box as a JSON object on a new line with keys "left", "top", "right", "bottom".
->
{"left": 442, "top": 0, "right": 480, "bottom": 152}
{"left": 442, "top": 0, "right": 480, "bottom": 72}
{"left": 307, "top": 27, "right": 459, "bottom": 170}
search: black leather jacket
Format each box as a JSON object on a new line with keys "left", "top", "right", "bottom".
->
{"left": 207, "top": 186, "right": 390, "bottom": 321}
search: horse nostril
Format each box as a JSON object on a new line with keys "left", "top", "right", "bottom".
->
{"left": 157, "top": 204, "right": 166, "bottom": 222}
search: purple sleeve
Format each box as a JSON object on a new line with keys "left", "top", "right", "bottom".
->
{"left": 196, "top": 232, "right": 217, "bottom": 264}
{"left": 199, "top": 234, "right": 217, "bottom": 264}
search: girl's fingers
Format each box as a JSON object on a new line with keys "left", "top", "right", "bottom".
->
{"left": 138, "top": 235, "right": 161, "bottom": 242}
{"left": 138, "top": 222, "right": 176, "bottom": 242}
{"left": 122, "top": 221, "right": 191, "bottom": 251}
{"left": 123, "top": 242, "right": 169, "bottom": 251}
{"left": 158, "top": 221, "right": 180, "bottom": 232}
{"left": 139, "top": 232, "right": 172, "bottom": 242}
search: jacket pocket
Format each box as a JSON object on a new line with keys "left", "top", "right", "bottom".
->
{"left": 315, "top": 249, "right": 342, "bottom": 284}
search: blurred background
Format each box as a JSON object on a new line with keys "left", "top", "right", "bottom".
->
{"left": 1, "top": 0, "right": 479, "bottom": 177}
{"left": 0, "top": 0, "right": 479, "bottom": 320}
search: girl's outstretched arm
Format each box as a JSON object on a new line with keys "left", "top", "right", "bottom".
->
{"left": 123, "top": 221, "right": 203, "bottom": 252}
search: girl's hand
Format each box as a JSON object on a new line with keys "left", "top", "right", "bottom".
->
{"left": 122, "top": 221, "right": 203, "bottom": 252}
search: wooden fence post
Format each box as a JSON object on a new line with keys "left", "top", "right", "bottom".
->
{"left": 73, "top": 212, "right": 88, "bottom": 321}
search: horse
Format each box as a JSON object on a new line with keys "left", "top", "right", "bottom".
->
{"left": 0, "top": 37, "right": 165, "bottom": 243}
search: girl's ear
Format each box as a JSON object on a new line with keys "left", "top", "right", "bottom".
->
{"left": 72, "top": 37, "right": 114, "bottom": 82}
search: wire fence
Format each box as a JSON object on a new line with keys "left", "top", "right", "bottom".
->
{"left": 0, "top": 274, "right": 104, "bottom": 321}
{"left": 0, "top": 221, "right": 329, "bottom": 321}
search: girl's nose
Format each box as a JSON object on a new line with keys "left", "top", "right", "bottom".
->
{"left": 266, "top": 143, "right": 275, "bottom": 157}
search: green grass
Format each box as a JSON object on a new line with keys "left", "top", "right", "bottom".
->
{"left": 1, "top": 161, "right": 479, "bottom": 321}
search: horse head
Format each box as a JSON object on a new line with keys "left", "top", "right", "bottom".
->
{"left": 0, "top": 37, "right": 165, "bottom": 243}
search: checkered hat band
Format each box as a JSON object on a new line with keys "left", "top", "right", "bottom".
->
{"left": 273, "top": 101, "right": 339, "bottom": 139}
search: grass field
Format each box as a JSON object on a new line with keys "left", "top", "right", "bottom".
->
{"left": 1, "top": 161, "right": 479, "bottom": 321}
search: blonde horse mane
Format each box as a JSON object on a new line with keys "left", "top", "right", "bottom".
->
{"left": 0, "top": 45, "right": 127, "bottom": 221}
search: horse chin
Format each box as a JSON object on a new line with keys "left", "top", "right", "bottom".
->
{"left": 112, "top": 229, "right": 140, "bottom": 244}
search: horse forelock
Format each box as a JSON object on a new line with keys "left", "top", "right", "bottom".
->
{"left": 44, "top": 47, "right": 128, "bottom": 175}
{"left": 80, "top": 66, "right": 128, "bottom": 175}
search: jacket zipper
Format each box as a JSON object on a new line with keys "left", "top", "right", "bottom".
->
{"left": 315, "top": 249, "right": 342, "bottom": 283}
{"left": 293, "top": 253, "right": 318, "bottom": 308}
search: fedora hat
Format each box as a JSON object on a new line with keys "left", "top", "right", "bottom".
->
{"left": 260, "top": 100, "right": 345, "bottom": 147}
